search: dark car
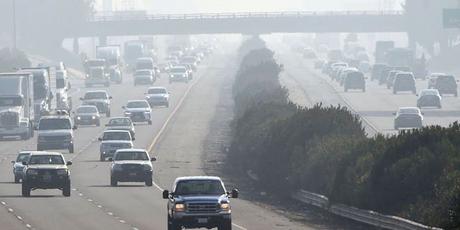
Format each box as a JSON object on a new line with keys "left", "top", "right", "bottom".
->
{"left": 21, "top": 152, "right": 72, "bottom": 197}
{"left": 344, "top": 71, "right": 366, "bottom": 92}
{"left": 163, "top": 176, "right": 239, "bottom": 230}
{"left": 417, "top": 89, "right": 442, "bottom": 109}
{"left": 109, "top": 149, "right": 155, "bottom": 186}
{"left": 435, "top": 75, "right": 458, "bottom": 97}
{"left": 393, "top": 72, "right": 416, "bottom": 94}
{"left": 371, "top": 63, "right": 388, "bottom": 81}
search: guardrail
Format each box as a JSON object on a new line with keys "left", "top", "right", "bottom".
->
{"left": 292, "top": 190, "right": 443, "bottom": 230}
{"left": 91, "top": 10, "right": 404, "bottom": 22}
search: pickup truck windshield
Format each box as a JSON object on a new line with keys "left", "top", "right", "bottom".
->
{"left": 28, "top": 155, "right": 64, "bottom": 165}
{"left": 127, "top": 101, "right": 149, "bottom": 108}
{"left": 148, "top": 88, "right": 167, "bottom": 94}
{"left": 114, "top": 151, "right": 148, "bottom": 161}
{"left": 108, "top": 118, "right": 131, "bottom": 126}
{"left": 84, "top": 92, "right": 107, "bottom": 100}
{"left": 39, "top": 119, "right": 71, "bottom": 130}
{"left": 16, "top": 153, "right": 30, "bottom": 162}
{"left": 174, "top": 180, "right": 225, "bottom": 196}
{"left": 103, "top": 132, "right": 130, "bottom": 141}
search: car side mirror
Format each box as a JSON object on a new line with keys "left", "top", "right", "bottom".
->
{"left": 122, "top": 106, "right": 126, "bottom": 109}
{"left": 108, "top": 158, "right": 113, "bottom": 161}
{"left": 150, "top": 157, "right": 157, "bottom": 162}
{"left": 98, "top": 137, "right": 102, "bottom": 141}
{"left": 162, "top": 190, "right": 170, "bottom": 199}
{"left": 231, "top": 189, "right": 239, "bottom": 198}
{"left": 11, "top": 160, "right": 15, "bottom": 164}
{"left": 66, "top": 161, "right": 72, "bottom": 166}
{"left": 392, "top": 112, "right": 396, "bottom": 116}
{"left": 109, "top": 96, "right": 113, "bottom": 99}
{"left": 80, "top": 97, "right": 84, "bottom": 100}
{"left": 72, "top": 125, "right": 77, "bottom": 130}
{"left": 22, "top": 161, "right": 28, "bottom": 166}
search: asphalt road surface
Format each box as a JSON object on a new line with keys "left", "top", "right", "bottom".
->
{"left": 267, "top": 39, "right": 460, "bottom": 136}
{"left": 0, "top": 43, "right": 321, "bottom": 230}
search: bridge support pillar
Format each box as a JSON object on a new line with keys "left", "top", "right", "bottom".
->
{"left": 73, "top": 37, "right": 80, "bottom": 54}
{"left": 99, "top": 36, "right": 107, "bottom": 46}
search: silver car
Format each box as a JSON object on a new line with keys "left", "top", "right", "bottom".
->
{"left": 11, "top": 151, "right": 31, "bottom": 183}
{"left": 105, "top": 117, "right": 136, "bottom": 138}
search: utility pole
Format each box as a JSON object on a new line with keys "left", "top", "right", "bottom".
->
{"left": 12, "top": 0, "right": 17, "bottom": 49}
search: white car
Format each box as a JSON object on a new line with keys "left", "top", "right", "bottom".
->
{"left": 145, "top": 87, "right": 170, "bottom": 107}
{"left": 105, "top": 117, "right": 135, "bottom": 138}
{"left": 122, "top": 100, "right": 152, "bottom": 125}
{"left": 417, "top": 89, "right": 442, "bottom": 109}
{"left": 110, "top": 149, "right": 156, "bottom": 186}
{"left": 169, "top": 66, "right": 189, "bottom": 83}
{"left": 134, "top": 69, "right": 155, "bottom": 86}
{"left": 98, "top": 130, "right": 134, "bottom": 161}
{"left": 394, "top": 107, "right": 423, "bottom": 130}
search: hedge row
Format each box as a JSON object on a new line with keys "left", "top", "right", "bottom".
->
{"left": 229, "top": 38, "right": 460, "bottom": 228}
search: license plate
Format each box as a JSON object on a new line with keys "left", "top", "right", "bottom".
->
{"left": 129, "top": 172, "right": 137, "bottom": 176}
{"left": 197, "top": 218, "right": 208, "bottom": 224}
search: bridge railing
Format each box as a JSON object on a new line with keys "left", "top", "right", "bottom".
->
{"left": 91, "top": 10, "right": 404, "bottom": 22}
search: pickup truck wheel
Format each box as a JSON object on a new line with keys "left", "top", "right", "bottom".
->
{"left": 148, "top": 120, "right": 152, "bottom": 125}
{"left": 218, "top": 220, "right": 232, "bottom": 230}
{"left": 145, "top": 176, "right": 153, "bottom": 186}
{"left": 22, "top": 183, "right": 30, "bottom": 197}
{"left": 14, "top": 175, "right": 20, "bottom": 183}
{"left": 110, "top": 177, "right": 118, "bottom": 187}
{"left": 63, "top": 182, "right": 71, "bottom": 197}
{"left": 100, "top": 154, "right": 105, "bottom": 162}
{"left": 167, "top": 216, "right": 181, "bottom": 230}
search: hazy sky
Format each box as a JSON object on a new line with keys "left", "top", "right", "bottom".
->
{"left": 96, "top": 0, "right": 405, "bottom": 12}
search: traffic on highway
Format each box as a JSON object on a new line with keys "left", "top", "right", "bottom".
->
{"left": 1, "top": 1, "right": 459, "bottom": 230}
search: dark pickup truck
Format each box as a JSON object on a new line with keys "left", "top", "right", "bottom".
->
{"left": 163, "top": 176, "right": 239, "bottom": 230}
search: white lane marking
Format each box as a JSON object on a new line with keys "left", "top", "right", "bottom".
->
{"left": 232, "top": 223, "right": 248, "bottom": 230}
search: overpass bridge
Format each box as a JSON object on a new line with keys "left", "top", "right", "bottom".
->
{"left": 72, "top": 11, "right": 408, "bottom": 38}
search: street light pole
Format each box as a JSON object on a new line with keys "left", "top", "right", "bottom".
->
{"left": 12, "top": 0, "right": 17, "bottom": 49}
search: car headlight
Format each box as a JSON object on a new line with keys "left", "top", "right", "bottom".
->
{"left": 143, "top": 164, "right": 152, "bottom": 171}
{"left": 92, "top": 116, "right": 96, "bottom": 119}
{"left": 112, "top": 164, "right": 123, "bottom": 171}
{"left": 220, "top": 203, "right": 230, "bottom": 211}
{"left": 174, "top": 203, "right": 186, "bottom": 212}
{"left": 124, "top": 111, "right": 131, "bottom": 115}
{"left": 77, "top": 116, "right": 81, "bottom": 120}
{"left": 27, "top": 169, "right": 38, "bottom": 175}
{"left": 56, "top": 169, "right": 68, "bottom": 175}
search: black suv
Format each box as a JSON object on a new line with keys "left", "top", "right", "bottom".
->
{"left": 22, "top": 152, "right": 72, "bottom": 197}
{"left": 163, "top": 176, "right": 238, "bottom": 230}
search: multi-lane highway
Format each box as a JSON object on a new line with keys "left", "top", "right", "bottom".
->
{"left": 267, "top": 39, "right": 460, "bottom": 136}
{"left": 0, "top": 41, "right": 330, "bottom": 230}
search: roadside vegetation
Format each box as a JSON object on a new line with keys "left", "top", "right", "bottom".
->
{"left": 230, "top": 37, "right": 460, "bottom": 229}
{"left": 0, "top": 48, "right": 30, "bottom": 72}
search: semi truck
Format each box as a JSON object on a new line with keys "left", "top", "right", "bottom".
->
{"left": 96, "top": 45, "right": 123, "bottom": 83}
{"left": 19, "top": 67, "right": 53, "bottom": 122}
{"left": 0, "top": 73, "right": 35, "bottom": 140}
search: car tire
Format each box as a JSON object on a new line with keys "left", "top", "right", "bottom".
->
{"left": 22, "top": 183, "right": 30, "bottom": 197}
{"left": 20, "top": 132, "right": 29, "bottom": 140}
{"left": 14, "top": 175, "right": 20, "bottom": 184}
{"left": 145, "top": 176, "right": 153, "bottom": 187}
{"left": 69, "top": 144, "right": 75, "bottom": 154}
{"left": 96, "top": 120, "right": 100, "bottom": 127}
{"left": 110, "top": 177, "right": 118, "bottom": 187}
{"left": 218, "top": 220, "right": 232, "bottom": 230}
{"left": 63, "top": 182, "right": 71, "bottom": 197}
{"left": 167, "top": 216, "right": 181, "bottom": 230}
{"left": 148, "top": 120, "right": 152, "bottom": 125}
{"left": 100, "top": 154, "right": 105, "bottom": 162}
{"left": 106, "top": 110, "right": 111, "bottom": 118}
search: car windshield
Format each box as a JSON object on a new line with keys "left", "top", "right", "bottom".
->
{"left": 174, "top": 180, "right": 225, "bottom": 196}
{"left": 84, "top": 92, "right": 107, "bottom": 100}
{"left": 0, "top": 96, "right": 23, "bottom": 106}
{"left": 39, "top": 118, "right": 71, "bottom": 130}
{"left": 437, "top": 76, "right": 455, "bottom": 84}
{"left": 28, "top": 155, "right": 64, "bottom": 165}
{"left": 399, "top": 108, "right": 419, "bottom": 114}
{"left": 77, "top": 106, "right": 98, "bottom": 114}
{"left": 148, "top": 88, "right": 167, "bottom": 94}
{"left": 17, "top": 153, "right": 30, "bottom": 162}
{"left": 170, "top": 67, "right": 186, "bottom": 73}
{"left": 108, "top": 118, "right": 132, "bottom": 126}
{"left": 421, "top": 90, "right": 438, "bottom": 96}
{"left": 114, "top": 151, "right": 149, "bottom": 161}
{"left": 103, "top": 132, "right": 131, "bottom": 141}
{"left": 135, "top": 70, "right": 151, "bottom": 75}
{"left": 127, "top": 101, "right": 149, "bottom": 108}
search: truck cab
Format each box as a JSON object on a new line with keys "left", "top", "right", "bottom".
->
{"left": 55, "top": 70, "right": 72, "bottom": 112}
{"left": 0, "top": 73, "right": 35, "bottom": 140}
{"left": 85, "top": 66, "right": 110, "bottom": 87}
{"left": 163, "top": 176, "right": 238, "bottom": 230}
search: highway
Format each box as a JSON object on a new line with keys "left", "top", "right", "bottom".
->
{"left": 266, "top": 39, "right": 460, "bottom": 136}
{"left": 0, "top": 42, "right": 324, "bottom": 230}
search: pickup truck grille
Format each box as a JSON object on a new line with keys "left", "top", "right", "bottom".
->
{"left": 0, "top": 112, "right": 19, "bottom": 127}
{"left": 187, "top": 203, "right": 219, "bottom": 213}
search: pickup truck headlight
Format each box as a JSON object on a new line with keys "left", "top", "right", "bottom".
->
{"left": 56, "top": 169, "right": 68, "bottom": 175}
{"left": 124, "top": 111, "right": 131, "bottom": 116}
{"left": 174, "top": 203, "right": 186, "bottom": 212}
{"left": 92, "top": 116, "right": 96, "bottom": 119}
{"left": 143, "top": 164, "right": 152, "bottom": 171}
{"left": 27, "top": 169, "right": 38, "bottom": 175}
{"left": 220, "top": 203, "right": 230, "bottom": 211}
{"left": 76, "top": 116, "right": 81, "bottom": 120}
